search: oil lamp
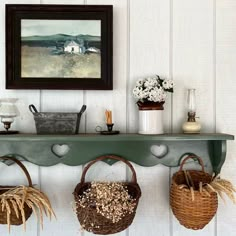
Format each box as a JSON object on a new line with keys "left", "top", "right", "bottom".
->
{"left": 0, "top": 98, "right": 19, "bottom": 134}
{"left": 182, "top": 89, "right": 201, "bottom": 133}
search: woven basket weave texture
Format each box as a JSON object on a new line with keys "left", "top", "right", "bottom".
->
{"left": 170, "top": 155, "right": 218, "bottom": 230}
{"left": 73, "top": 155, "right": 141, "bottom": 235}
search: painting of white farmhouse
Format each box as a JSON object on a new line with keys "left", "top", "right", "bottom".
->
{"left": 21, "top": 20, "right": 101, "bottom": 78}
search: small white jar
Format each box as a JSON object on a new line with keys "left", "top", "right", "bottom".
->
{"left": 138, "top": 110, "right": 164, "bottom": 134}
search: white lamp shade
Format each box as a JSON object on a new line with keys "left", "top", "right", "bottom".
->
{"left": 0, "top": 98, "right": 19, "bottom": 117}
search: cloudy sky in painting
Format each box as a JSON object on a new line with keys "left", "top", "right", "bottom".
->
{"left": 21, "top": 20, "right": 101, "bottom": 37}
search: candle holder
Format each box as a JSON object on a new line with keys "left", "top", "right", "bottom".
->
{"left": 95, "top": 124, "right": 119, "bottom": 135}
{"left": 182, "top": 89, "right": 201, "bottom": 133}
{"left": 106, "top": 123, "right": 114, "bottom": 132}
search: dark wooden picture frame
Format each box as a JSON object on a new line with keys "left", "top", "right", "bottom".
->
{"left": 6, "top": 4, "right": 113, "bottom": 90}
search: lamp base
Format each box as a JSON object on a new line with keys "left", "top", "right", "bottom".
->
{"left": 182, "top": 121, "right": 201, "bottom": 134}
{"left": 0, "top": 130, "right": 19, "bottom": 135}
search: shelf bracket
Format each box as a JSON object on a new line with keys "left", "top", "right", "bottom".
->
{"left": 209, "top": 140, "right": 227, "bottom": 175}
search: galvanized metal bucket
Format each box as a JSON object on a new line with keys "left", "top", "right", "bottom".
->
{"left": 29, "top": 104, "right": 86, "bottom": 134}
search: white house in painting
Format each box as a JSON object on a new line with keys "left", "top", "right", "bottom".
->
{"left": 64, "top": 40, "right": 84, "bottom": 54}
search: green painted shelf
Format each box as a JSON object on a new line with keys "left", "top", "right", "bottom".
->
{"left": 0, "top": 133, "right": 234, "bottom": 174}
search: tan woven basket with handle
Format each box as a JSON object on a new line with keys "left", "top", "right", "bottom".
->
{"left": 170, "top": 155, "right": 218, "bottom": 230}
{"left": 73, "top": 155, "right": 141, "bottom": 235}
{"left": 0, "top": 156, "right": 33, "bottom": 225}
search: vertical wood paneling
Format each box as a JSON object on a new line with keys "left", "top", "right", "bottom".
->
{"left": 84, "top": 161, "right": 127, "bottom": 183}
{"left": 172, "top": 0, "right": 215, "bottom": 133}
{"left": 129, "top": 164, "right": 170, "bottom": 236}
{"left": 40, "top": 165, "right": 83, "bottom": 236}
{"left": 0, "top": 162, "right": 39, "bottom": 236}
{"left": 216, "top": 1, "right": 236, "bottom": 235}
{"left": 128, "top": 1, "right": 171, "bottom": 235}
{"left": 85, "top": 0, "right": 127, "bottom": 134}
{"left": 129, "top": 0, "right": 171, "bottom": 133}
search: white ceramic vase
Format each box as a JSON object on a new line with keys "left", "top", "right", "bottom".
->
{"left": 138, "top": 110, "right": 164, "bottom": 135}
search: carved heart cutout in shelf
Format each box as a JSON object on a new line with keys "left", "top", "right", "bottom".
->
{"left": 150, "top": 144, "right": 168, "bottom": 159}
{"left": 51, "top": 144, "right": 70, "bottom": 158}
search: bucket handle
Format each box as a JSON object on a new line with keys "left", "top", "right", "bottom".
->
{"left": 29, "top": 104, "right": 38, "bottom": 113}
{"left": 75, "top": 105, "right": 86, "bottom": 134}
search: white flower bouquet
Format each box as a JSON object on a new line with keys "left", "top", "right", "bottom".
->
{"left": 133, "top": 75, "right": 174, "bottom": 104}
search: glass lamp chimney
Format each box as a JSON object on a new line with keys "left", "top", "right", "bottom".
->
{"left": 187, "top": 89, "right": 196, "bottom": 122}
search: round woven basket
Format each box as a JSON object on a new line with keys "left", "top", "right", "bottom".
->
{"left": 170, "top": 155, "right": 218, "bottom": 230}
{"left": 73, "top": 155, "right": 141, "bottom": 235}
{"left": 0, "top": 156, "right": 33, "bottom": 225}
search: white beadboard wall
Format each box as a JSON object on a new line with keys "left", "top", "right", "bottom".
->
{"left": 0, "top": 0, "right": 236, "bottom": 235}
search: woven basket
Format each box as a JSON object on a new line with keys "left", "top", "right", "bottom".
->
{"left": 170, "top": 155, "right": 218, "bottom": 230}
{"left": 0, "top": 156, "right": 33, "bottom": 225}
{"left": 73, "top": 155, "right": 141, "bottom": 235}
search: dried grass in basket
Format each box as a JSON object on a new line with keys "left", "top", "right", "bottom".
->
{"left": 0, "top": 156, "right": 33, "bottom": 228}
{"left": 73, "top": 155, "right": 141, "bottom": 235}
{"left": 0, "top": 156, "right": 55, "bottom": 232}
{"left": 170, "top": 155, "right": 218, "bottom": 230}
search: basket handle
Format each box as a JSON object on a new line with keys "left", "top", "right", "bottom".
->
{"left": 80, "top": 155, "right": 137, "bottom": 184}
{"left": 0, "top": 156, "right": 33, "bottom": 187}
{"left": 179, "top": 155, "right": 205, "bottom": 172}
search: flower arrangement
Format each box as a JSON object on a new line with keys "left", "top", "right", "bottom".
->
{"left": 73, "top": 155, "right": 141, "bottom": 234}
{"left": 75, "top": 181, "right": 138, "bottom": 233}
{"left": 77, "top": 182, "right": 136, "bottom": 225}
{"left": 133, "top": 75, "right": 174, "bottom": 104}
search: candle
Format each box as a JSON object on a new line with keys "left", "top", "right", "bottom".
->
{"left": 105, "top": 110, "right": 112, "bottom": 124}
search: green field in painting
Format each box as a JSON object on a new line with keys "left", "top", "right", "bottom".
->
{"left": 21, "top": 46, "right": 101, "bottom": 78}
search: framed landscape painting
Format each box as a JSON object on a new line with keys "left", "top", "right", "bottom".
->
{"left": 6, "top": 4, "right": 113, "bottom": 90}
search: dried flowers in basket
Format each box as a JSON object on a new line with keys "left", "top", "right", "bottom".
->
{"left": 0, "top": 156, "right": 55, "bottom": 232}
{"left": 73, "top": 155, "right": 141, "bottom": 235}
{"left": 170, "top": 155, "right": 236, "bottom": 230}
